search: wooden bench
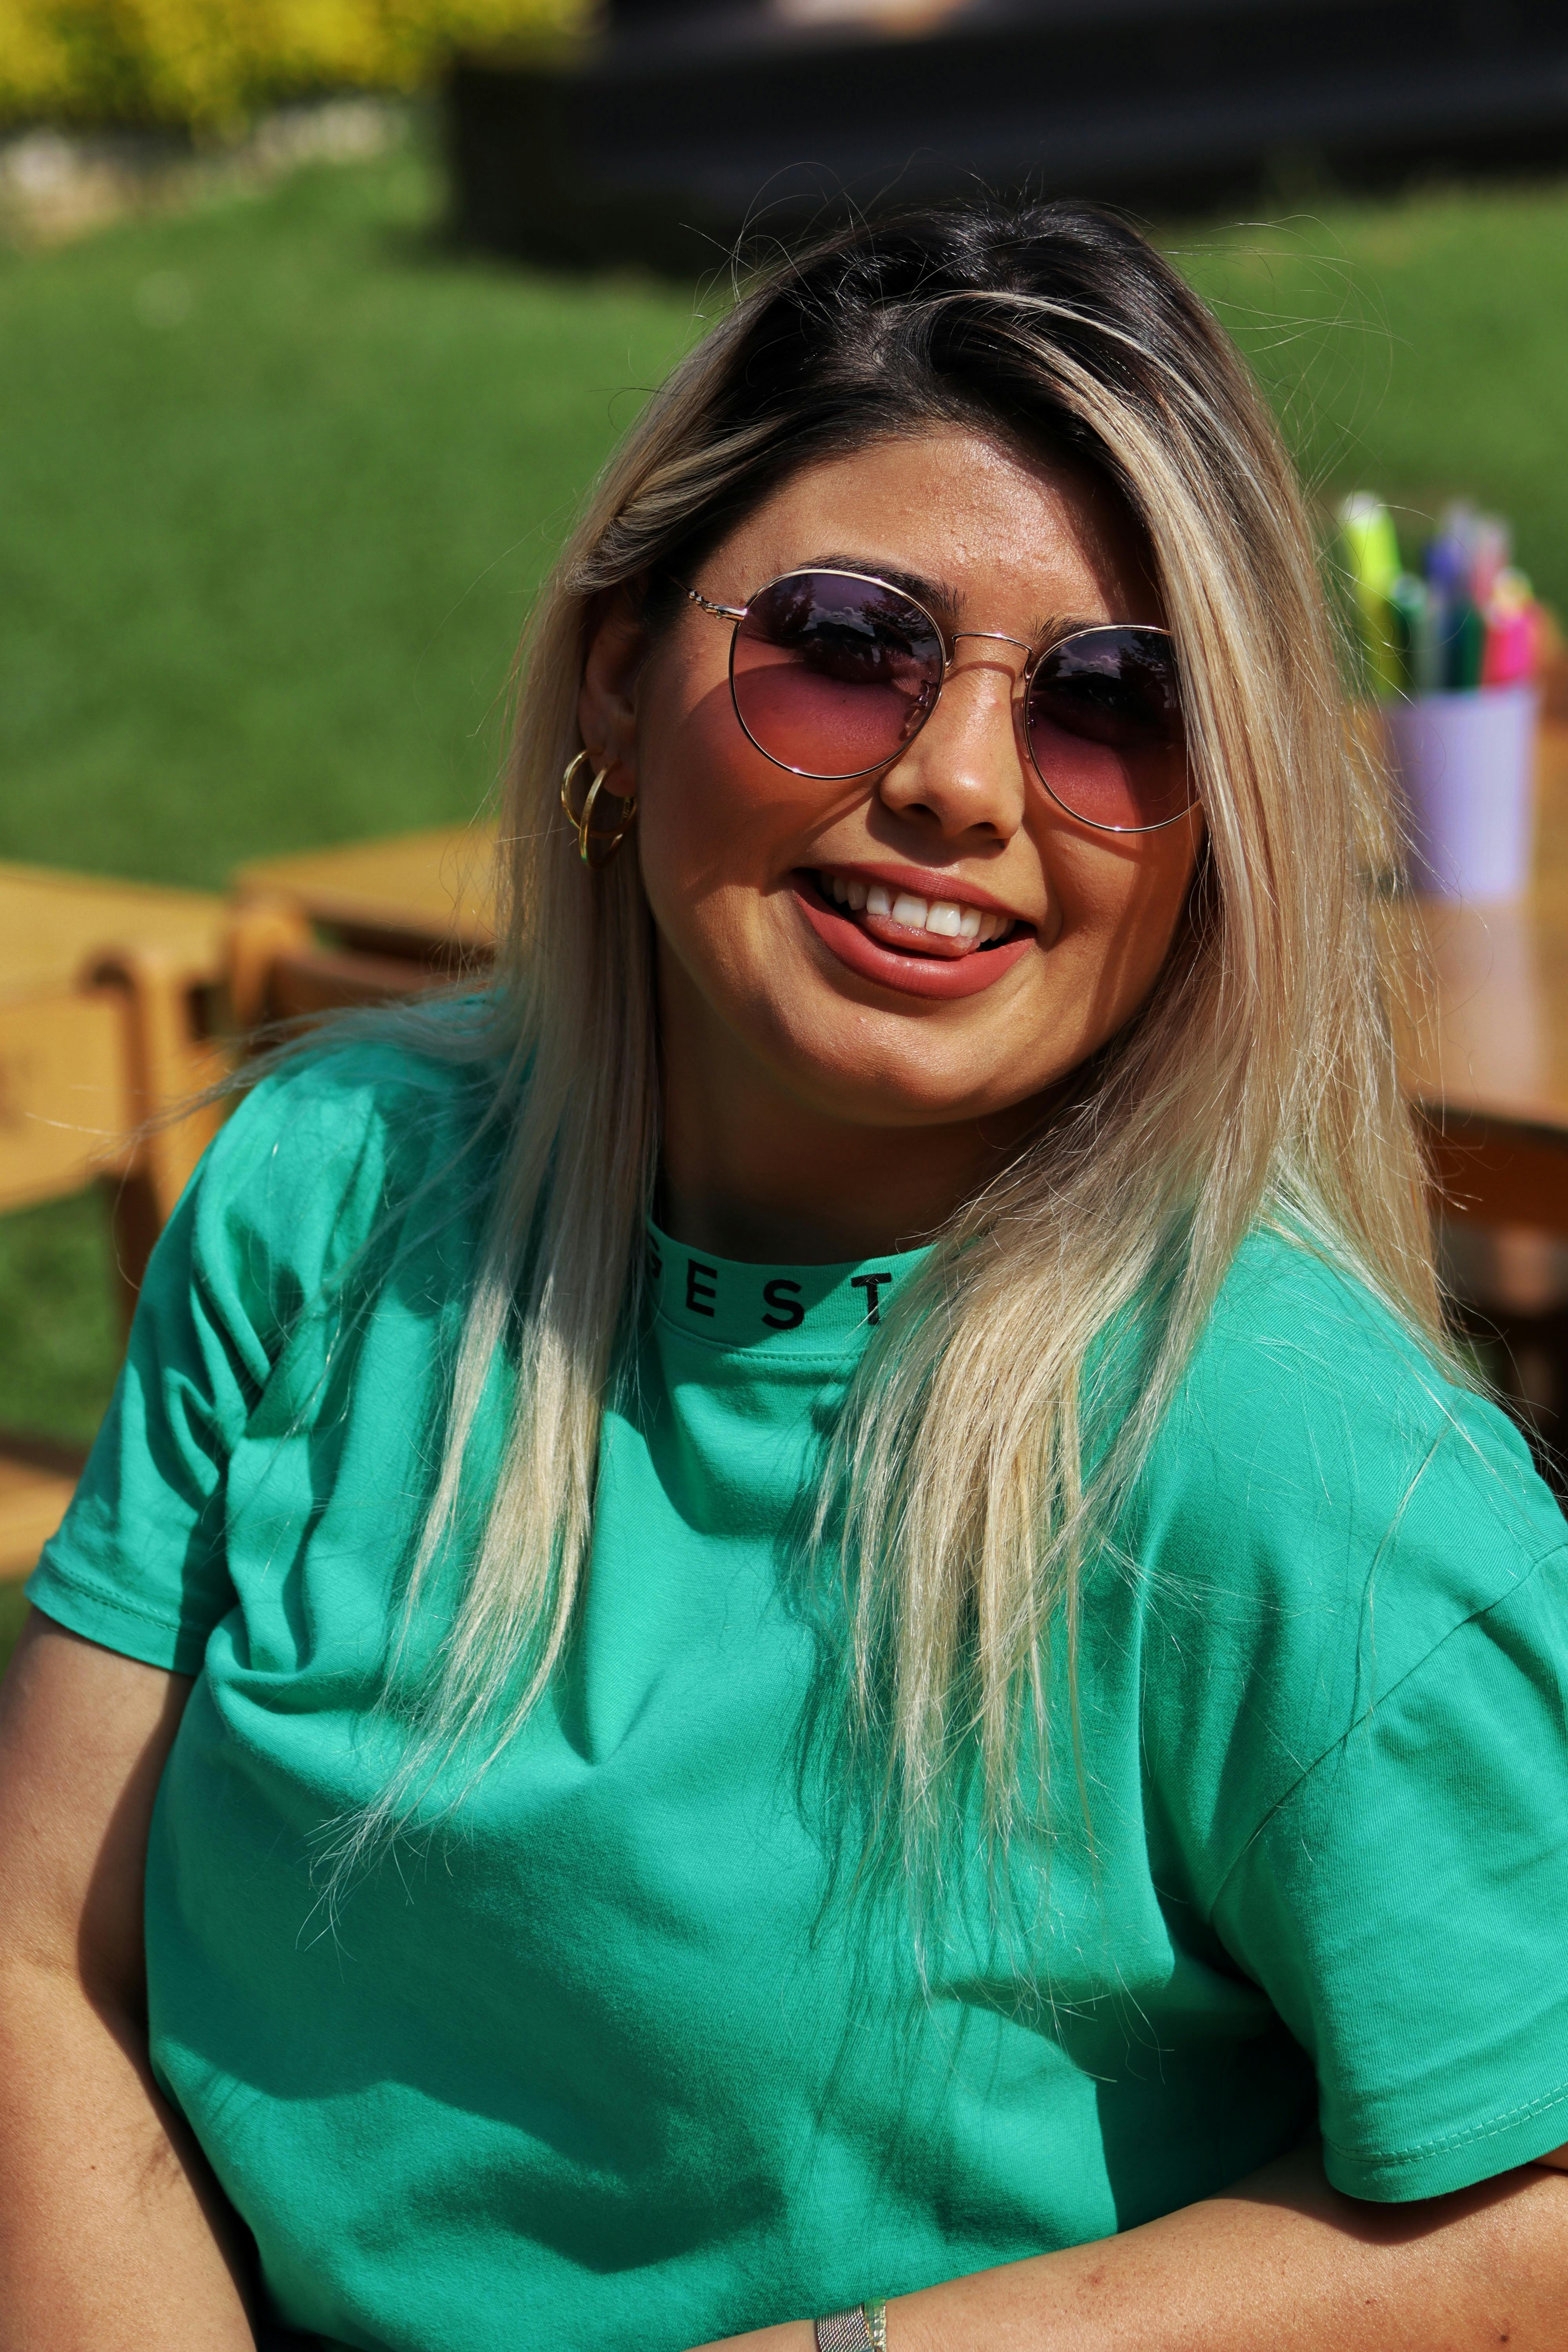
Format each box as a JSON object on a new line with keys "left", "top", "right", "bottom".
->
{"left": 229, "top": 824, "right": 497, "bottom": 1028}
{"left": 0, "top": 862, "right": 228, "bottom": 1577}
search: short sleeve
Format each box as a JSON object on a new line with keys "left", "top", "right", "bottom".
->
{"left": 1212, "top": 1547, "right": 1568, "bottom": 2199}
{"left": 29, "top": 1161, "right": 263, "bottom": 1674}
{"left": 25, "top": 1038, "right": 439, "bottom": 1675}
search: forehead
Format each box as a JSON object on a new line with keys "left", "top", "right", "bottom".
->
{"left": 717, "top": 426, "right": 1157, "bottom": 622}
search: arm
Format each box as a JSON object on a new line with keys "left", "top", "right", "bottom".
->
{"left": 0, "top": 1610, "right": 256, "bottom": 2351}
{"left": 709, "top": 2136, "right": 1568, "bottom": 2350}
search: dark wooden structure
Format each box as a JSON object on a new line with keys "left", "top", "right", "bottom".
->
{"left": 450, "top": 0, "right": 1568, "bottom": 275}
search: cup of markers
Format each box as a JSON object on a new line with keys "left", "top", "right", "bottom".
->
{"left": 1340, "top": 495, "right": 1544, "bottom": 901}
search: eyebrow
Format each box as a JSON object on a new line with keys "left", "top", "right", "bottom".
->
{"left": 801, "top": 554, "right": 1098, "bottom": 648}
{"left": 806, "top": 553, "right": 967, "bottom": 619}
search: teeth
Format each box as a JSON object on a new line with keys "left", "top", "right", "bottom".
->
{"left": 818, "top": 871, "right": 1013, "bottom": 945}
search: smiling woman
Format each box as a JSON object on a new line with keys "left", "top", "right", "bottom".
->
{"left": 3, "top": 202, "right": 1568, "bottom": 2352}
{"left": 611, "top": 430, "right": 1198, "bottom": 1121}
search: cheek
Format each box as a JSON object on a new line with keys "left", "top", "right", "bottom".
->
{"left": 1043, "top": 826, "right": 1198, "bottom": 1010}
{"left": 635, "top": 664, "right": 838, "bottom": 917}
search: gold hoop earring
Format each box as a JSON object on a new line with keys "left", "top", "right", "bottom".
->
{"left": 561, "top": 750, "right": 637, "bottom": 868}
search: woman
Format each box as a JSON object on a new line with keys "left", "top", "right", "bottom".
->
{"left": 2, "top": 201, "right": 1566, "bottom": 2352}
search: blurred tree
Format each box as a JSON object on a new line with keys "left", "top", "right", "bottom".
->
{"left": 0, "top": 0, "right": 586, "bottom": 130}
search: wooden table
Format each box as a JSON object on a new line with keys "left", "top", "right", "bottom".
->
{"left": 234, "top": 824, "right": 498, "bottom": 960}
{"left": 229, "top": 824, "right": 499, "bottom": 1027}
{"left": 5, "top": 754, "right": 1565, "bottom": 1576}
{"left": 0, "top": 860, "right": 229, "bottom": 1574}
{"left": 1394, "top": 723, "right": 1568, "bottom": 1237}
{"left": 0, "top": 861, "right": 227, "bottom": 1216}
{"left": 233, "top": 778, "right": 1568, "bottom": 1242}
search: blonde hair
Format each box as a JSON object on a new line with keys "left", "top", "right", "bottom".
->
{"left": 329, "top": 201, "right": 1446, "bottom": 1877}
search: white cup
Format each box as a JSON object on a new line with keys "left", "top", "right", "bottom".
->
{"left": 1385, "top": 683, "right": 1539, "bottom": 902}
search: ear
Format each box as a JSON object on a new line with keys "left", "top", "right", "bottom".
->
{"left": 577, "top": 587, "right": 650, "bottom": 797}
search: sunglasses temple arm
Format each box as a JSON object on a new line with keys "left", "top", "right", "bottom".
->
{"left": 683, "top": 585, "right": 748, "bottom": 622}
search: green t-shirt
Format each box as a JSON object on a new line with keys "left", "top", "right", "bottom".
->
{"left": 28, "top": 1035, "right": 1568, "bottom": 2352}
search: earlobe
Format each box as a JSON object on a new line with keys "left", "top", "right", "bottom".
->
{"left": 577, "top": 589, "right": 649, "bottom": 797}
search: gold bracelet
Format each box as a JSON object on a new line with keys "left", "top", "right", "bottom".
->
{"left": 815, "top": 2300, "right": 887, "bottom": 2351}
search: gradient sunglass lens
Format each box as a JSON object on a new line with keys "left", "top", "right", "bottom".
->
{"left": 724, "top": 575, "right": 1191, "bottom": 829}
{"left": 730, "top": 571, "right": 945, "bottom": 779}
{"left": 1025, "top": 627, "right": 1191, "bottom": 831}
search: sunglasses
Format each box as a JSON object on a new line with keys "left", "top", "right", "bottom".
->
{"left": 683, "top": 567, "right": 1193, "bottom": 834}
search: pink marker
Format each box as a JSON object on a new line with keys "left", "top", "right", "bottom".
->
{"left": 1481, "top": 602, "right": 1540, "bottom": 688}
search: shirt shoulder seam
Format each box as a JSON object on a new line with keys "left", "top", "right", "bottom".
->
{"left": 1209, "top": 1534, "right": 1568, "bottom": 1908}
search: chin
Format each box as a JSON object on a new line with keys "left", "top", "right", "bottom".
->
{"left": 774, "top": 1030, "right": 1029, "bottom": 1130}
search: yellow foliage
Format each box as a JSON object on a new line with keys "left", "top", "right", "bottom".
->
{"left": 0, "top": 0, "right": 587, "bottom": 127}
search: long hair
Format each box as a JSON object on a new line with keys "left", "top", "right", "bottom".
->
{"left": 327, "top": 199, "right": 1445, "bottom": 1877}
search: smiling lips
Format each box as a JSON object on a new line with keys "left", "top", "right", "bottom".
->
{"left": 793, "top": 867, "right": 1036, "bottom": 1001}
{"left": 817, "top": 869, "right": 1017, "bottom": 953}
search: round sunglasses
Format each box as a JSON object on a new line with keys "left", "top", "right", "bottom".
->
{"left": 684, "top": 567, "right": 1194, "bottom": 834}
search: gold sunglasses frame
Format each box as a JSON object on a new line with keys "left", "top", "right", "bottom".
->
{"left": 684, "top": 568, "right": 1195, "bottom": 836}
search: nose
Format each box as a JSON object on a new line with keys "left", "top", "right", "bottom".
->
{"left": 875, "top": 635, "right": 1031, "bottom": 844}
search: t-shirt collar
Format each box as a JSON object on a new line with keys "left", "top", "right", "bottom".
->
{"left": 645, "top": 1217, "right": 931, "bottom": 1354}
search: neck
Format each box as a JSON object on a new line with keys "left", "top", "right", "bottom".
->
{"left": 655, "top": 968, "right": 1033, "bottom": 1267}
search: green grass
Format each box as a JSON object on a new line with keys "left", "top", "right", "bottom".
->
{"left": 0, "top": 1191, "right": 121, "bottom": 1676}
{"left": 5, "top": 152, "right": 1568, "bottom": 890}
{"left": 0, "top": 133, "right": 699, "bottom": 887}
{"left": 0, "top": 1584, "right": 27, "bottom": 1681}
{"left": 4, "top": 144, "right": 1568, "bottom": 1649}
{"left": 1175, "top": 185, "right": 1568, "bottom": 603}
{"left": 0, "top": 128, "right": 697, "bottom": 1641}
{"left": 0, "top": 1193, "right": 121, "bottom": 1448}
{"left": 7, "top": 148, "right": 1568, "bottom": 898}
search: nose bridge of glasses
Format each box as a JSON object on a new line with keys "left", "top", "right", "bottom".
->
{"left": 945, "top": 628, "right": 1034, "bottom": 689}
{"left": 942, "top": 630, "right": 1033, "bottom": 719}
{"left": 948, "top": 628, "right": 1033, "bottom": 655}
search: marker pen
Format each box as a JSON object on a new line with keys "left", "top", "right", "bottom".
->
{"left": 1339, "top": 494, "right": 1403, "bottom": 697}
{"left": 1443, "top": 600, "right": 1486, "bottom": 692}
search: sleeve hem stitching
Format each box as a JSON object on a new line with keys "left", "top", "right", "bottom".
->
{"left": 31, "top": 1556, "right": 204, "bottom": 1644}
{"left": 1324, "top": 2076, "right": 1568, "bottom": 2170}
